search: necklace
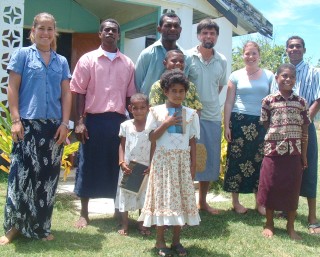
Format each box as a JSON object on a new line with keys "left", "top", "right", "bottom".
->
{"left": 36, "top": 47, "right": 51, "bottom": 53}
{"left": 246, "top": 68, "right": 260, "bottom": 77}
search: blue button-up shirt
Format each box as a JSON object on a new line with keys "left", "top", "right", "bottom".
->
{"left": 7, "top": 44, "right": 71, "bottom": 120}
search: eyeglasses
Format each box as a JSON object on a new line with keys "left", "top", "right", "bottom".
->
{"left": 287, "top": 44, "right": 303, "bottom": 49}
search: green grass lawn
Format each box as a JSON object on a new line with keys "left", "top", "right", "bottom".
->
{"left": 0, "top": 133, "right": 319, "bottom": 257}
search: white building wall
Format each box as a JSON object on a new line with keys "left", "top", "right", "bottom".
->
{"left": 175, "top": 5, "right": 193, "bottom": 50}
{"left": 124, "top": 37, "right": 145, "bottom": 63}
{"left": 0, "top": 0, "right": 24, "bottom": 105}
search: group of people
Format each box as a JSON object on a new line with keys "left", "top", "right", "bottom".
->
{"left": 0, "top": 10, "right": 319, "bottom": 257}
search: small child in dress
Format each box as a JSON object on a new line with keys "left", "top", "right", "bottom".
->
{"left": 257, "top": 63, "right": 310, "bottom": 240}
{"left": 115, "top": 93, "right": 152, "bottom": 236}
{"left": 138, "top": 69, "right": 201, "bottom": 257}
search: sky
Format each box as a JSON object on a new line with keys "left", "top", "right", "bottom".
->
{"left": 233, "top": 0, "right": 320, "bottom": 66}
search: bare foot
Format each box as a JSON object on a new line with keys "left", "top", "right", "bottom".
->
{"left": 198, "top": 203, "right": 220, "bottom": 215}
{"left": 288, "top": 230, "right": 302, "bottom": 240}
{"left": 118, "top": 229, "right": 128, "bottom": 236}
{"left": 74, "top": 216, "right": 89, "bottom": 229}
{"left": 138, "top": 221, "right": 151, "bottom": 236}
{"left": 0, "top": 236, "right": 10, "bottom": 246}
{"left": 42, "top": 234, "right": 54, "bottom": 241}
{"left": 138, "top": 227, "right": 151, "bottom": 236}
{"left": 308, "top": 223, "right": 320, "bottom": 234}
{"left": 262, "top": 226, "right": 274, "bottom": 238}
{"left": 256, "top": 205, "right": 266, "bottom": 216}
{"left": 233, "top": 203, "right": 248, "bottom": 214}
{"left": 0, "top": 227, "right": 19, "bottom": 245}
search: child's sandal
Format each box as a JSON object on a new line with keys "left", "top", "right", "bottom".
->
{"left": 155, "top": 247, "right": 173, "bottom": 257}
{"left": 171, "top": 243, "right": 187, "bottom": 256}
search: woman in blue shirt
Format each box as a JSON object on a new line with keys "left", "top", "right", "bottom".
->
{"left": 223, "top": 41, "right": 274, "bottom": 215}
{"left": 0, "top": 12, "right": 72, "bottom": 245}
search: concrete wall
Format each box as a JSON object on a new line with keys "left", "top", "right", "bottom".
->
{"left": 124, "top": 37, "right": 145, "bottom": 63}
{"left": 0, "top": 0, "right": 24, "bottom": 104}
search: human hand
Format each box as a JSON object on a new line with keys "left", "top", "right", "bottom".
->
{"left": 143, "top": 166, "right": 150, "bottom": 175}
{"left": 54, "top": 125, "right": 69, "bottom": 145}
{"left": 224, "top": 127, "right": 232, "bottom": 142}
{"left": 190, "top": 165, "right": 196, "bottom": 180}
{"left": 11, "top": 121, "right": 24, "bottom": 143}
{"left": 75, "top": 123, "right": 89, "bottom": 144}
{"left": 301, "top": 155, "right": 308, "bottom": 170}
{"left": 120, "top": 162, "right": 132, "bottom": 174}
{"left": 165, "top": 111, "right": 182, "bottom": 127}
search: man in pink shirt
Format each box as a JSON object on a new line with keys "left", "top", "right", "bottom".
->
{"left": 70, "top": 19, "right": 136, "bottom": 228}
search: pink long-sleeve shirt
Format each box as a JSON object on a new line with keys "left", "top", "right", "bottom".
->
{"left": 70, "top": 46, "right": 136, "bottom": 115}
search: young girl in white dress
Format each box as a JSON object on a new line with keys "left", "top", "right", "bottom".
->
{"left": 115, "top": 93, "right": 152, "bottom": 236}
{"left": 138, "top": 69, "right": 201, "bottom": 257}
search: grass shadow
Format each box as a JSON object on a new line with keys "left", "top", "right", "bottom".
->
{"left": 144, "top": 244, "right": 231, "bottom": 257}
{"left": 10, "top": 230, "right": 105, "bottom": 254}
{"left": 89, "top": 216, "right": 156, "bottom": 242}
{"left": 54, "top": 192, "right": 79, "bottom": 215}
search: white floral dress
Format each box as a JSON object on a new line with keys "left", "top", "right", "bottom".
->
{"left": 115, "top": 120, "right": 151, "bottom": 212}
{"left": 138, "top": 105, "right": 201, "bottom": 226}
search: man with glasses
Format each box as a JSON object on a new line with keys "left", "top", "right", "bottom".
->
{"left": 271, "top": 36, "right": 320, "bottom": 234}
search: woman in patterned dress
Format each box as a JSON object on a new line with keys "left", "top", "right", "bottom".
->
{"left": 138, "top": 69, "right": 200, "bottom": 257}
{"left": 223, "top": 41, "right": 274, "bottom": 214}
{"left": 0, "top": 12, "right": 71, "bottom": 245}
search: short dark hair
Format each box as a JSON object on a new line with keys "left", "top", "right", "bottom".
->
{"left": 164, "top": 49, "right": 184, "bottom": 61}
{"left": 130, "top": 93, "right": 149, "bottom": 105}
{"left": 197, "top": 18, "right": 219, "bottom": 35}
{"left": 277, "top": 63, "right": 296, "bottom": 75}
{"left": 286, "top": 36, "right": 305, "bottom": 48}
{"left": 99, "top": 18, "right": 121, "bottom": 34}
{"left": 159, "top": 13, "right": 181, "bottom": 27}
{"left": 160, "top": 69, "right": 189, "bottom": 91}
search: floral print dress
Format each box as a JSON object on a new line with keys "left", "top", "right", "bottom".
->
{"left": 223, "top": 113, "right": 265, "bottom": 193}
{"left": 4, "top": 119, "right": 63, "bottom": 239}
{"left": 138, "top": 105, "right": 201, "bottom": 227}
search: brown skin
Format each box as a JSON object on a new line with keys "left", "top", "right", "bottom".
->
{"left": 286, "top": 39, "right": 319, "bottom": 229}
{"left": 117, "top": 99, "right": 153, "bottom": 236}
{"left": 150, "top": 83, "right": 196, "bottom": 250}
{"left": 74, "top": 21, "right": 130, "bottom": 144}
{"left": 163, "top": 52, "right": 184, "bottom": 71}
{"left": 74, "top": 21, "right": 130, "bottom": 229}
{"left": 261, "top": 69, "right": 308, "bottom": 240}
{"left": 157, "top": 16, "right": 182, "bottom": 51}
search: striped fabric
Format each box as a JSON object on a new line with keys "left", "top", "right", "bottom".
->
{"left": 294, "top": 61, "right": 320, "bottom": 106}
{"left": 270, "top": 60, "right": 320, "bottom": 106}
